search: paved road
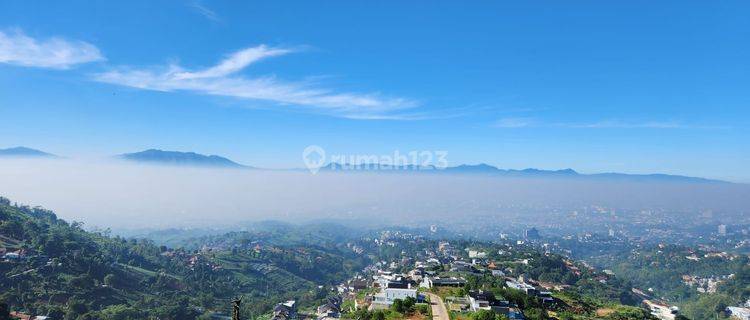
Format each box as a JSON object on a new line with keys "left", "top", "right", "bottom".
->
{"left": 426, "top": 292, "right": 449, "bottom": 320}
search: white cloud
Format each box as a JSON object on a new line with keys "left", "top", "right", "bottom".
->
{"left": 0, "top": 29, "right": 104, "bottom": 69}
{"left": 94, "top": 45, "right": 416, "bottom": 119}
{"left": 174, "top": 46, "right": 290, "bottom": 79}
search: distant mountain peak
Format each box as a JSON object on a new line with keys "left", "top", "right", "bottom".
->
{"left": 0, "top": 146, "right": 57, "bottom": 158}
{"left": 314, "top": 162, "right": 719, "bottom": 183}
{"left": 447, "top": 163, "right": 500, "bottom": 172}
{"left": 513, "top": 168, "right": 578, "bottom": 175}
{"left": 119, "top": 149, "right": 249, "bottom": 168}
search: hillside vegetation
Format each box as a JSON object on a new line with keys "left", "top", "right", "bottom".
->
{"left": 0, "top": 197, "right": 364, "bottom": 319}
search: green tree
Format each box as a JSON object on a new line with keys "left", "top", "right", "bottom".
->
{"left": 100, "top": 304, "right": 142, "bottom": 320}
{"left": 0, "top": 301, "right": 9, "bottom": 320}
{"left": 523, "top": 308, "right": 548, "bottom": 320}
{"left": 64, "top": 298, "right": 88, "bottom": 320}
{"left": 372, "top": 310, "right": 386, "bottom": 320}
{"left": 416, "top": 304, "right": 430, "bottom": 315}
{"left": 714, "top": 302, "right": 728, "bottom": 319}
{"left": 392, "top": 299, "right": 406, "bottom": 314}
{"left": 68, "top": 274, "right": 95, "bottom": 290}
{"left": 682, "top": 294, "right": 733, "bottom": 320}
{"left": 472, "top": 309, "right": 496, "bottom": 320}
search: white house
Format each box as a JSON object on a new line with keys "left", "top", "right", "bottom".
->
{"left": 372, "top": 288, "right": 418, "bottom": 307}
{"left": 491, "top": 269, "right": 505, "bottom": 277}
{"left": 420, "top": 277, "right": 431, "bottom": 288}
{"left": 469, "top": 296, "right": 491, "bottom": 311}
{"left": 728, "top": 307, "right": 750, "bottom": 320}
{"left": 468, "top": 250, "right": 487, "bottom": 259}
{"left": 506, "top": 279, "right": 536, "bottom": 295}
{"left": 3, "top": 251, "right": 21, "bottom": 261}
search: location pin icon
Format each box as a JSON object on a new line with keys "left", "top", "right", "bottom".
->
{"left": 302, "top": 145, "right": 326, "bottom": 174}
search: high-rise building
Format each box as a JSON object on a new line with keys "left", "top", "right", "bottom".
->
{"left": 524, "top": 227, "right": 540, "bottom": 240}
{"left": 718, "top": 224, "right": 727, "bottom": 236}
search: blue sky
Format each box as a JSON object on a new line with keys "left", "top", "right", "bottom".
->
{"left": 1, "top": 1, "right": 748, "bottom": 181}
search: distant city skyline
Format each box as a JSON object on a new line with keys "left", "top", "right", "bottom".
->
{"left": 1, "top": 1, "right": 748, "bottom": 181}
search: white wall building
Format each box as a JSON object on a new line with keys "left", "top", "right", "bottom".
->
{"left": 728, "top": 307, "right": 750, "bottom": 320}
{"left": 373, "top": 288, "right": 417, "bottom": 306}
{"left": 468, "top": 250, "right": 487, "bottom": 259}
{"left": 491, "top": 269, "right": 505, "bottom": 277}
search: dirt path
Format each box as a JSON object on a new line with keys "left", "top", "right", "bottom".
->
{"left": 425, "top": 292, "right": 449, "bottom": 320}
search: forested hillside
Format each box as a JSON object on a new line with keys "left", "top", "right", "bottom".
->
{"left": 0, "top": 197, "right": 365, "bottom": 319}
{"left": 594, "top": 244, "right": 750, "bottom": 319}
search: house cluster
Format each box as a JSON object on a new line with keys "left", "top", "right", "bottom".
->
{"left": 338, "top": 242, "right": 480, "bottom": 310}
{"left": 316, "top": 297, "right": 342, "bottom": 320}
{"left": 369, "top": 270, "right": 423, "bottom": 309}
{"left": 159, "top": 249, "right": 223, "bottom": 272}
{"left": 340, "top": 238, "right": 545, "bottom": 319}
{"left": 337, "top": 234, "right": 658, "bottom": 320}
{"left": 368, "top": 230, "right": 424, "bottom": 249}
{"left": 681, "top": 274, "right": 734, "bottom": 293}
{"left": 346, "top": 243, "right": 365, "bottom": 255}
{"left": 505, "top": 276, "right": 555, "bottom": 306}
{"left": 340, "top": 276, "right": 368, "bottom": 293}
{"left": 445, "top": 290, "right": 524, "bottom": 320}
{"left": 271, "top": 300, "right": 297, "bottom": 320}
{"left": 187, "top": 254, "right": 223, "bottom": 271}
{"left": 261, "top": 296, "right": 340, "bottom": 320}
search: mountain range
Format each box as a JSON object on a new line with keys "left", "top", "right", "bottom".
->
{"left": 118, "top": 149, "right": 249, "bottom": 168}
{"left": 0, "top": 146, "right": 57, "bottom": 158}
{"left": 0, "top": 146, "right": 727, "bottom": 183}
{"left": 319, "top": 162, "right": 719, "bottom": 183}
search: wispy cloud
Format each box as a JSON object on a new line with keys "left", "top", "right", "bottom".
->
{"left": 174, "top": 45, "right": 291, "bottom": 79}
{"left": 558, "top": 120, "right": 731, "bottom": 129}
{"left": 188, "top": 1, "right": 221, "bottom": 22}
{"left": 493, "top": 118, "right": 726, "bottom": 130}
{"left": 562, "top": 120, "right": 685, "bottom": 129}
{"left": 493, "top": 117, "right": 535, "bottom": 128}
{"left": 0, "top": 29, "right": 104, "bottom": 69}
{"left": 93, "top": 45, "right": 417, "bottom": 119}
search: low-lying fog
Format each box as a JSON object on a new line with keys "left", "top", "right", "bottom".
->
{"left": 1, "top": 159, "right": 748, "bottom": 230}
